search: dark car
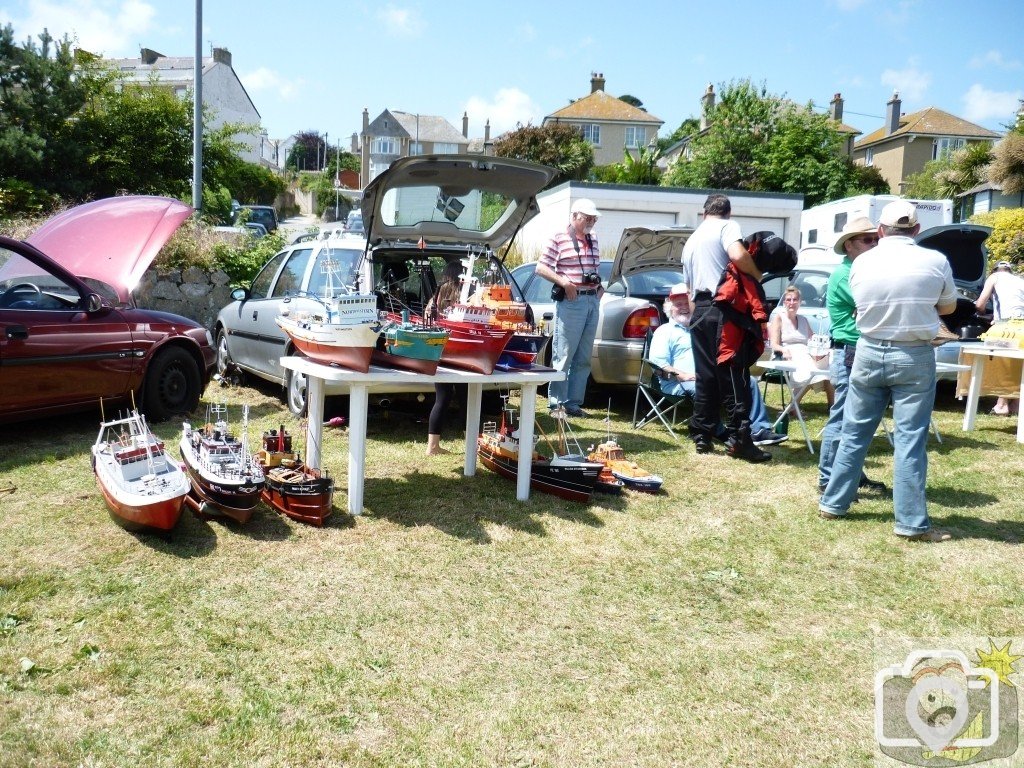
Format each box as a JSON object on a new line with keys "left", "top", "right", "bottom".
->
{"left": 0, "top": 196, "right": 216, "bottom": 424}
{"left": 235, "top": 204, "right": 279, "bottom": 233}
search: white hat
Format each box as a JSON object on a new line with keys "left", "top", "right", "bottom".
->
{"left": 833, "top": 216, "right": 878, "bottom": 254}
{"left": 878, "top": 200, "right": 918, "bottom": 229}
{"left": 669, "top": 282, "right": 690, "bottom": 298}
{"left": 570, "top": 198, "right": 601, "bottom": 217}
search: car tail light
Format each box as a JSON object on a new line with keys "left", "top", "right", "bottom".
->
{"left": 622, "top": 306, "right": 660, "bottom": 339}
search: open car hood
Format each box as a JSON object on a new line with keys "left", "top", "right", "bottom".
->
{"left": 608, "top": 227, "right": 694, "bottom": 284}
{"left": 361, "top": 155, "right": 556, "bottom": 248}
{"left": 916, "top": 224, "right": 990, "bottom": 291}
{"left": 27, "top": 196, "right": 193, "bottom": 303}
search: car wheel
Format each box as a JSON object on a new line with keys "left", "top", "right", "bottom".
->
{"left": 143, "top": 346, "right": 202, "bottom": 422}
{"left": 285, "top": 366, "right": 308, "bottom": 416}
{"left": 215, "top": 329, "right": 242, "bottom": 382}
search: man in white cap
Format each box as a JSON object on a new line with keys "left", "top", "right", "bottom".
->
{"left": 537, "top": 198, "right": 604, "bottom": 417}
{"left": 649, "top": 283, "right": 786, "bottom": 446}
{"left": 975, "top": 259, "right": 1024, "bottom": 416}
{"left": 817, "top": 216, "right": 887, "bottom": 494}
{"left": 819, "top": 200, "right": 958, "bottom": 542}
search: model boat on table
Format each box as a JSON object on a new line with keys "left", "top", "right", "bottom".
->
{"left": 371, "top": 309, "right": 449, "bottom": 374}
{"left": 477, "top": 398, "right": 601, "bottom": 503}
{"left": 179, "top": 403, "right": 265, "bottom": 523}
{"left": 92, "top": 408, "right": 190, "bottom": 533}
{"left": 255, "top": 424, "right": 335, "bottom": 527}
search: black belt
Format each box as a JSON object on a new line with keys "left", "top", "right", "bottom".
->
{"left": 576, "top": 288, "right": 598, "bottom": 296}
{"left": 831, "top": 341, "right": 855, "bottom": 349}
{"left": 694, "top": 290, "right": 713, "bottom": 299}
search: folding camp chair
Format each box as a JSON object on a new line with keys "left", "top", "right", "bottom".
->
{"left": 632, "top": 329, "right": 693, "bottom": 443}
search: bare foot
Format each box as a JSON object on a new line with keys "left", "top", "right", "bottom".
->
{"left": 426, "top": 446, "right": 451, "bottom": 456}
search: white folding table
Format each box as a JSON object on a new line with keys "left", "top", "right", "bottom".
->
{"left": 960, "top": 345, "right": 1024, "bottom": 443}
{"left": 279, "top": 358, "right": 564, "bottom": 514}
{"left": 758, "top": 359, "right": 830, "bottom": 454}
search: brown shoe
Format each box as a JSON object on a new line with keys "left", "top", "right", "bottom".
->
{"left": 818, "top": 509, "right": 845, "bottom": 520}
{"left": 898, "top": 529, "right": 953, "bottom": 543}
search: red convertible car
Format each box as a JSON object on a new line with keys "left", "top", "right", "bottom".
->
{"left": 0, "top": 196, "right": 216, "bottom": 424}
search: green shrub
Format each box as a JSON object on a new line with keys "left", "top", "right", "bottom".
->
{"left": 971, "top": 208, "right": 1024, "bottom": 269}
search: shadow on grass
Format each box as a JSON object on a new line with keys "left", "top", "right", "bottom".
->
{"left": 940, "top": 513, "right": 1024, "bottom": 544}
{"left": 129, "top": 509, "right": 218, "bottom": 557}
{"left": 359, "top": 467, "right": 608, "bottom": 542}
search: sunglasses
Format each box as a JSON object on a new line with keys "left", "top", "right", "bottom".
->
{"left": 852, "top": 235, "right": 879, "bottom": 245}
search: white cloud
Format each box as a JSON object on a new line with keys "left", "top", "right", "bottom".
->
{"left": 240, "top": 67, "right": 301, "bottom": 101}
{"left": 880, "top": 61, "right": 931, "bottom": 102}
{"left": 463, "top": 88, "right": 542, "bottom": 137}
{"left": 377, "top": 4, "right": 424, "bottom": 37}
{"left": 968, "top": 50, "right": 1021, "bottom": 71}
{"left": 7, "top": 0, "right": 158, "bottom": 56}
{"left": 962, "top": 84, "right": 1023, "bottom": 125}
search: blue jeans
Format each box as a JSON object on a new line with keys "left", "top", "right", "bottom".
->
{"left": 818, "top": 348, "right": 850, "bottom": 486}
{"left": 819, "top": 339, "right": 937, "bottom": 535}
{"left": 548, "top": 294, "right": 600, "bottom": 410}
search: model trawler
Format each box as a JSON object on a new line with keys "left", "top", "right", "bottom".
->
{"left": 179, "top": 403, "right": 265, "bottom": 523}
{"left": 92, "top": 407, "right": 190, "bottom": 533}
{"left": 255, "top": 424, "right": 335, "bottom": 527}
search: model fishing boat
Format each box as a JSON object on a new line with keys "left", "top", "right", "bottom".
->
{"left": 275, "top": 256, "right": 382, "bottom": 372}
{"left": 477, "top": 398, "right": 601, "bottom": 503}
{"left": 371, "top": 309, "right": 449, "bottom": 374}
{"left": 587, "top": 439, "right": 663, "bottom": 493}
{"left": 92, "top": 408, "right": 190, "bottom": 533}
{"left": 179, "top": 403, "right": 265, "bottom": 523}
{"left": 542, "top": 409, "right": 623, "bottom": 495}
{"left": 469, "top": 256, "right": 549, "bottom": 367}
{"left": 434, "top": 304, "right": 514, "bottom": 374}
{"left": 255, "top": 424, "right": 335, "bottom": 527}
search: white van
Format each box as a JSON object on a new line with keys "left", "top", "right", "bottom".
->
{"left": 800, "top": 195, "right": 952, "bottom": 251}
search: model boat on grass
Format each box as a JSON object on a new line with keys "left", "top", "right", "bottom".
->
{"left": 477, "top": 398, "right": 601, "bottom": 503}
{"left": 180, "top": 403, "right": 265, "bottom": 523}
{"left": 255, "top": 424, "right": 335, "bottom": 527}
{"left": 587, "top": 439, "right": 663, "bottom": 493}
{"left": 92, "top": 408, "right": 190, "bottom": 533}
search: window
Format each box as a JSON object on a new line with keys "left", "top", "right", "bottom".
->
{"left": 249, "top": 251, "right": 289, "bottom": 299}
{"left": 864, "top": 148, "right": 873, "bottom": 167}
{"left": 409, "top": 141, "right": 425, "bottom": 156}
{"left": 807, "top": 229, "right": 818, "bottom": 245}
{"left": 624, "top": 126, "right": 646, "bottom": 148}
{"left": 933, "top": 137, "right": 966, "bottom": 160}
{"left": 833, "top": 212, "right": 848, "bottom": 234}
{"left": 271, "top": 249, "right": 313, "bottom": 299}
{"left": 580, "top": 124, "right": 601, "bottom": 145}
{"left": 372, "top": 137, "right": 397, "bottom": 155}
{"left": 433, "top": 143, "right": 459, "bottom": 154}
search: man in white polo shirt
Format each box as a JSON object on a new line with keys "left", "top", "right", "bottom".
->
{"left": 818, "top": 200, "right": 958, "bottom": 542}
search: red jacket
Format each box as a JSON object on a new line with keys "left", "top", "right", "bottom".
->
{"left": 714, "top": 263, "right": 768, "bottom": 367}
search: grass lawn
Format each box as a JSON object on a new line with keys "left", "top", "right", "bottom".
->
{"left": 2, "top": 379, "right": 1023, "bottom": 767}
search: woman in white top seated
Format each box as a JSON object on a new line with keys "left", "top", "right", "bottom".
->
{"left": 769, "top": 285, "right": 835, "bottom": 407}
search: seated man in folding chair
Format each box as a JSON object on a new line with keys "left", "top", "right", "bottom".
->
{"left": 649, "top": 284, "right": 787, "bottom": 447}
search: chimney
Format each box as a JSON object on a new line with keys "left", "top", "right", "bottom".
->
{"left": 829, "top": 92, "right": 844, "bottom": 123}
{"left": 351, "top": 132, "right": 359, "bottom": 153}
{"left": 590, "top": 71, "right": 605, "bottom": 93}
{"left": 140, "top": 47, "right": 163, "bottom": 65}
{"left": 212, "top": 47, "right": 231, "bottom": 66}
{"left": 700, "top": 83, "right": 715, "bottom": 131}
{"left": 484, "top": 120, "right": 491, "bottom": 143}
{"left": 886, "top": 91, "right": 902, "bottom": 135}
{"left": 462, "top": 111, "right": 469, "bottom": 138}
{"left": 362, "top": 108, "right": 369, "bottom": 133}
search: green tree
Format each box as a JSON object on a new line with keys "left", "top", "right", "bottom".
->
{"left": 971, "top": 208, "right": 1024, "bottom": 268}
{"left": 988, "top": 134, "right": 1024, "bottom": 196}
{"left": 660, "top": 117, "right": 701, "bottom": 151}
{"left": 491, "top": 123, "right": 594, "bottom": 188}
{"left": 661, "top": 79, "right": 871, "bottom": 207}
{"left": 600, "top": 145, "right": 662, "bottom": 185}
{"left": 619, "top": 94, "right": 644, "bottom": 110}
{"left": 287, "top": 131, "right": 328, "bottom": 171}
{"left": 904, "top": 142, "right": 993, "bottom": 200}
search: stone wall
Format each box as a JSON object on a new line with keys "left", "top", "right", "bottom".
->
{"left": 135, "top": 266, "right": 234, "bottom": 331}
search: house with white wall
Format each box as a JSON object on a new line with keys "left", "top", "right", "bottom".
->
{"left": 515, "top": 182, "right": 803, "bottom": 260}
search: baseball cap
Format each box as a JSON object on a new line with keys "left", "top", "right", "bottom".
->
{"left": 833, "top": 216, "right": 878, "bottom": 254}
{"left": 669, "top": 282, "right": 690, "bottom": 298}
{"left": 996, "top": 261, "right": 1013, "bottom": 271}
{"left": 878, "top": 200, "right": 918, "bottom": 229}
{"left": 570, "top": 198, "right": 601, "bottom": 218}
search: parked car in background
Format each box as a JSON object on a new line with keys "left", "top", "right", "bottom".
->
{"left": 760, "top": 224, "right": 992, "bottom": 380}
{"left": 0, "top": 196, "right": 216, "bottom": 424}
{"left": 234, "top": 204, "right": 278, "bottom": 233}
{"left": 511, "top": 227, "right": 692, "bottom": 386}
{"left": 345, "top": 210, "right": 364, "bottom": 235}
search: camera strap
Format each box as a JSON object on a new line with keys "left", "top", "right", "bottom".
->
{"left": 568, "top": 229, "right": 596, "bottom": 275}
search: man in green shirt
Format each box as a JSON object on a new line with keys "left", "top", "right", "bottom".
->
{"left": 817, "top": 216, "right": 887, "bottom": 493}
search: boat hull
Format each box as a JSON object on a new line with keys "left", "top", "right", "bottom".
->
{"left": 261, "top": 465, "right": 335, "bottom": 527}
{"left": 502, "top": 332, "right": 550, "bottom": 366}
{"left": 179, "top": 433, "right": 264, "bottom": 524}
{"left": 371, "top": 318, "right": 447, "bottom": 374}
{"left": 94, "top": 474, "right": 187, "bottom": 532}
{"left": 436, "top": 323, "right": 514, "bottom": 374}
{"left": 478, "top": 438, "right": 600, "bottom": 503}
{"left": 276, "top": 315, "right": 379, "bottom": 372}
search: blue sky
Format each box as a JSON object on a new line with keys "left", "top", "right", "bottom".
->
{"left": 3, "top": 0, "right": 1022, "bottom": 147}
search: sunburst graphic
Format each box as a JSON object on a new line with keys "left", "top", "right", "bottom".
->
{"left": 974, "top": 639, "right": 1022, "bottom": 687}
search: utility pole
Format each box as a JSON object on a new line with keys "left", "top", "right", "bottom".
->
{"left": 191, "top": 0, "right": 203, "bottom": 212}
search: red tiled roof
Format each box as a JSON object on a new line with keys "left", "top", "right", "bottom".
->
{"left": 856, "top": 106, "right": 1001, "bottom": 148}
{"left": 546, "top": 90, "right": 662, "bottom": 124}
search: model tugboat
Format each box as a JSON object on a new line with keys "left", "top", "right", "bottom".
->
{"left": 275, "top": 256, "right": 382, "bottom": 372}
{"left": 587, "top": 439, "right": 663, "bottom": 493}
{"left": 255, "top": 424, "right": 335, "bottom": 527}
{"left": 371, "top": 309, "right": 449, "bottom": 374}
{"left": 179, "top": 403, "right": 265, "bottom": 523}
{"left": 477, "top": 398, "right": 602, "bottom": 503}
{"left": 92, "top": 408, "right": 190, "bottom": 533}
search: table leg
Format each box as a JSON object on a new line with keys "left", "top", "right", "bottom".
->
{"left": 962, "top": 356, "right": 985, "bottom": 432}
{"left": 347, "top": 383, "right": 368, "bottom": 515}
{"left": 516, "top": 385, "right": 538, "bottom": 501}
{"left": 305, "top": 375, "right": 325, "bottom": 470}
{"left": 1016, "top": 361, "right": 1024, "bottom": 444}
{"left": 463, "top": 383, "right": 482, "bottom": 477}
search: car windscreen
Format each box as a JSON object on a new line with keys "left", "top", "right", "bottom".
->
{"left": 378, "top": 186, "right": 515, "bottom": 233}
{"left": 306, "top": 247, "right": 364, "bottom": 297}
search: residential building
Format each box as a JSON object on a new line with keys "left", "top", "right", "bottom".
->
{"left": 958, "top": 181, "right": 1024, "bottom": 220}
{"left": 543, "top": 73, "right": 664, "bottom": 166}
{"left": 107, "top": 47, "right": 264, "bottom": 165}
{"left": 853, "top": 92, "right": 1001, "bottom": 194}
{"left": 359, "top": 109, "right": 470, "bottom": 185}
